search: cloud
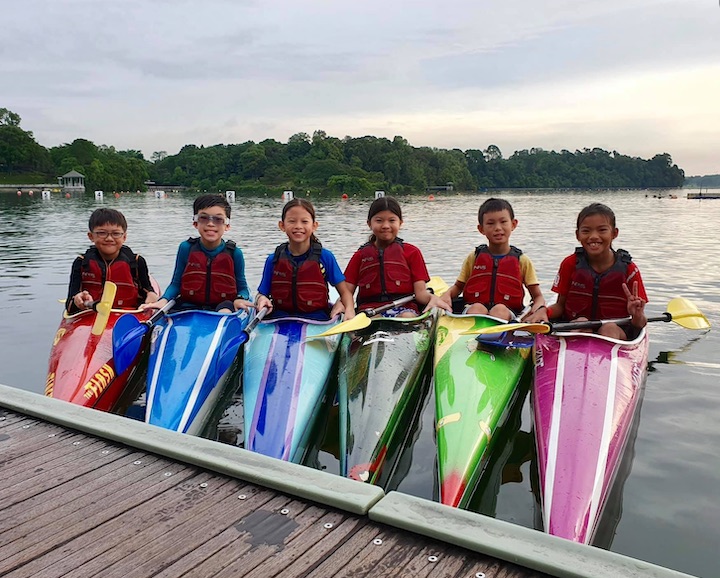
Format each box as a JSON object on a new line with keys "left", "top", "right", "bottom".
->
{"left": 2, "top": 0, "right": 719, "bottom": 174}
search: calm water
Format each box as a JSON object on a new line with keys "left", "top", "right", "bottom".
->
{"left": 1, "top": 189, "right": 718, "bottom": 577}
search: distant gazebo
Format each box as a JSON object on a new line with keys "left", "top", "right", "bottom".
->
{"left": 58, "top": 170, "right": 86, "bottom": 193}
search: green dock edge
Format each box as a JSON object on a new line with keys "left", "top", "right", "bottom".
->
{"left": 0, "top": 383, "right": 695, "bottom": 578}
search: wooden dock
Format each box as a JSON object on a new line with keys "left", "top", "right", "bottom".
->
{"left": 0, "top": 384, "right": 695, "bottom": 578}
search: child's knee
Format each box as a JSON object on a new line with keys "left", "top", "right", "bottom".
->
{"left": 465, "top": 303, "right": 489, "bottom": 315}
{"left": 488, "top": 304, "right": 513, "bottom": 320}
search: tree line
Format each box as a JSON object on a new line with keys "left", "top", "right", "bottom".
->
{"left": 1, "top": 108, "right": 686, "bottom": 194}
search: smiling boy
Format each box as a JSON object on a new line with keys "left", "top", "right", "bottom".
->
{"left": 147, "top": 194, "right": 252, "bottom": 312}
{"left": 66, "top": 208, "right": 158, "bottom": 313}
{"left": 440, "top": 198, "right": 548, "bottom": 321}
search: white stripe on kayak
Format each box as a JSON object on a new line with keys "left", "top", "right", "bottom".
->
{"left": 586, "top": 342, "right": 621, "bottom": 542}
{"left": 146, "top": 316, "right": 174, "bottom": 421}
{"left": 543, "top": 336, "right": 567, "bottom": 534}
{"left": 178, "top": 315, "right": 228, "bottom": 433}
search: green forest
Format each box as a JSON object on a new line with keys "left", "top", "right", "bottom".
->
{"left": 1, "top": 107, "right": 687, "bottom": 194}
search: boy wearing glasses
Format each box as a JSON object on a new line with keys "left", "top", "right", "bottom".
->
{"left": 66, "top": 208, "right": 158, "bottom": 313}
{"left": 146, "top": 194, "right": 252, "bottom": 312}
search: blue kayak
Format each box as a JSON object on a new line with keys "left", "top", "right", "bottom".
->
{"left": 145, "top": 308, "right": 251, "bottom": 435}
{"left": 243, "top": 315, "right": 342, "bottom": 463}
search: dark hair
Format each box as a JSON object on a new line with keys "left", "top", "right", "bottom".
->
{"left": 478, "top": 197, "right": 514, "bottom": 224}
{"left": 367, "top": 196, "right": 403, "bottom": 221}
{"left": 576, "top": 203, "right": 616, "bottom": 229}
{"left": 282, "top": 198, "right": 320, "bottom": 245}
{"left": 193, "top": 194, "right": 231, "bottom": 218}
{"left": 367, "top": 196, "right": 403, "bottom": 243}
{"left": 88, "top": 208, "right": 127, "bottom": 231}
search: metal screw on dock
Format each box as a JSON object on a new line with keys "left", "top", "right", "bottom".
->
{"left": 373, "top": 538, "right": 383, "bottom": 545}
{"left": 133, "top": 460, "right": 142, "bottom": 465}
{"left": 238, "top": 494, "right": 247, "bottom": 500}
{"left": 323, "top": 523, "right": 334, "bottom": 529}
{"left": 280, "top": 508, "right": 289, "bottom": 515}
{"left": 22, "top": 425, "right": 31, "bottom": 429}
{"left": 475, "top": 573, "right": 486, "bottom": 578}
{"left": 48, "top": 434, "right": 55, "bottom": 437}
{"left": 200, "top": 483, "right": 208, "bottom": 488}
{"left": 428, "top": 556, "right": 438, "bottom": 562}
{"left": 164, "top": 472, "right": 173, "bottom": 477}
{"left": 101, "top": 450, "right": 109, "bottom": 455}
{"left": 0, "top": 417, "right": 5, "bottom": 421}
{"left": 73, "top": 441, "right": 81, "bottom": 445}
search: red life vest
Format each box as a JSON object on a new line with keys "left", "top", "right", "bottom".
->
{"left": 81, "top": 246, "right": 141, "bottom": 309}
{"left": 355, "top": 240, "right": 414, "bottom": 307}
{"left": 463, "top": 245, "right": 525, "bottom": 312}
{"left": 563, "top": 248, "right": 632, "bottom": 320}
{"left": 270, "top": 242, "right": 329, "bottom": 314}
{"left": 179, "top": 238, "right": 238, "bottom": 306}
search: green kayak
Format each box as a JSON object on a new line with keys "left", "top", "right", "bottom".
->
{"left": 434, "top": 313, "right": 531, "bottom": 508}
{"left": 338, "top": 310, "right": 436, "bottom": 485}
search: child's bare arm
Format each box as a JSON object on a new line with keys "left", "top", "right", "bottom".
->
{"left": 523, "top": 284, "right": 548, "bottom": 322}
{"left": 415, "top": 280, "right": 452, "bottom": 313}
{"left": 331, "top": 281, "right": 356, "bottom": 320}
{"left": 440, "top": 280, "right": 464, "bottom": 307}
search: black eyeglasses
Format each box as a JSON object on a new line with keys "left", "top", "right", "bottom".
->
{"left": 93, "top": 230, "right": 125, "bottom": 239}
{"left": 194, "top": 214, "right": 230, "bottom": 225}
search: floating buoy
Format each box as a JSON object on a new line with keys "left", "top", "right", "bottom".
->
{"left": 16, "top": 190, "right": 21, "bottom": 196}
{"left": 65, "top": 193, "right": 71, "bottom": 199}
{"left": 428, "top": 194, "right": 435, "bottom": 201}
{"left": 114, "top": 193, "right": 120, "bottom": 199}
{"left": 28, "top": 190, "right": 34, "bottom": 196}
{"left": 341, "top": 193, "right": 348, "bottom": 200}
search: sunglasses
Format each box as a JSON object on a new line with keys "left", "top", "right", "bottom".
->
{"left": 193, "top": 214, "right": 230, "bottom": 226}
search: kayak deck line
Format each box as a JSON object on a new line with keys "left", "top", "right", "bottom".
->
{"left": 0, "top": 384, "right": 696, "bottom": 578}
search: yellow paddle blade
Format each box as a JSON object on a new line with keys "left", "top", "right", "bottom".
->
{"left": 91, "top": 282, "right": 117, "bottom": 335}
{"left": 461, "top": 321, "right": 551, "bottom": 335}
{"left": 667, "top": 297, "right": 710, "bottom": 330}
{"left": 428, "top": 276, "right": 449, "bottom": 297}
{"left": 307, "top": 312, "right": 372, "bottom": 339}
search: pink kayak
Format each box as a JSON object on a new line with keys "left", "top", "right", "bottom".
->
{"left": 533, "top": 329, "right": 648, "bottom": 545}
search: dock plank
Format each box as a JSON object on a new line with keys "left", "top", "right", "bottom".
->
{"left": 0, "top": 406, "right": 551, "bottom": 578}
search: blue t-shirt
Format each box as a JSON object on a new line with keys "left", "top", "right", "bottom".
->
{"left": 161, "top": 238, "right": 250, "bottom": 302}
{"left": 257, "top": 245, "right": 344, "bottom": 319}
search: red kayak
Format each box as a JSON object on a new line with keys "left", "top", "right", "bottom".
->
{"left": 46, "top": 282, "right": 156, "bottom": 412}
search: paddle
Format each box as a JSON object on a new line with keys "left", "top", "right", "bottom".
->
{"left": 112, "top": 299, "right": 176, "bottom": 374}
{"left": 90, "top": 282, "right": 118, "bottom": 336}
{"left": 462, "top": 297, "right": 710, "bottom": 335}
{"left": 308, "top": 295, "right": 416, "bottom": 339}
{"left": 214, "top": 307, "right": 269, "bottom": 381}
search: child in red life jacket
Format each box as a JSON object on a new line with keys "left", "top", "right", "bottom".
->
{"left": 344, "top": 196, "right": 451, "bottom": 318}
{"left": 145, "top": 194, "right": 252, "bottom": 313}
{"left": 66, "top": 208, "right": 158, "bottom": 313}
{"left": 549, "top": 202, "right": 647, "bottom": 340}
{"left": 255, "top": 199, "right": 355, "bottom": 320}
{"left": 440, "top": 198, "right": 548, "bottom": 322}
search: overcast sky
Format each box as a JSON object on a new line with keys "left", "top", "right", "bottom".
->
{"left": 4, "top": 0, "right": 719, "bottom": 175}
